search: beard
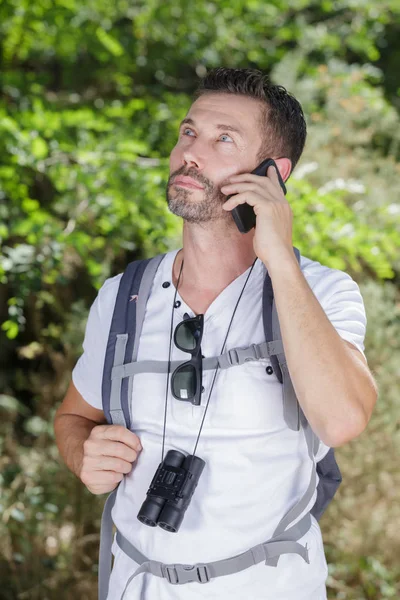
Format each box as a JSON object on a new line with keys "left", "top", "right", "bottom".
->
{"left": 166, "top": 167, "right": 230, "bottom": 224}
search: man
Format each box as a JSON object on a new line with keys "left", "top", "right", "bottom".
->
{"left": 54, "top": 67, "right": 378, "bottom": 599}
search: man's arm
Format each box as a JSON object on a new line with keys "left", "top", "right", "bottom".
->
{"left": 221, "top": 164, "right": 377, "bottom": 446}
{"left": 54, "top": 381, "right": 106, "bottom": 477}
{"left": 54, "top": 382, "right": 142, "bottom": 494}
{"left": 266, "top": 249, "right": 378, "bottom": 448}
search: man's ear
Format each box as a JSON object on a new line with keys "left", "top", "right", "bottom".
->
{"left": 273, "top": 158, "right": 292, "bottom": 183}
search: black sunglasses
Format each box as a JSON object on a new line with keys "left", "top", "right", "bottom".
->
{"left": 171, "top": 313, "right": 204, "bottom": 406}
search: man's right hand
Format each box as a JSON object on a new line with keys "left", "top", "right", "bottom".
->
{"left": 80, "top": 425, "right": 143, "bottom": 495}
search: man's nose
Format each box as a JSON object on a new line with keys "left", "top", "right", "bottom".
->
{"left": 183, "top": 159, "right": 200, "bottom": 173}
{"left": 182, "top": 139, "right": 207, "bottom": 170}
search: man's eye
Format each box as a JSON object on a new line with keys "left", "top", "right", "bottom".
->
{"left": 220, "top": 134, "right": 233, "bottom": 143}
{"left": 180, "top": 129, "right": 233, "bottom": 143}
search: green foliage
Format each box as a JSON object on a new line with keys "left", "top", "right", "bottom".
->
{"left": 0, "top": 400, "right": 101, "bottom": 599}
{"left": 322, "top": 279, "right": 400, "bottom": 598}
{"left": 291, "top": 177, "right": 398, "bottom": 278}
{"left": 1, "top": 0, "right": 400, "bottom": 597}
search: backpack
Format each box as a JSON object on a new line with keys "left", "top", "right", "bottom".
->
{"left": 97, "top": 249, "right": 342, "bottom": 600}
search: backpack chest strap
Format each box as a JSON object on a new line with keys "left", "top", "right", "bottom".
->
{"left": 117, "top": 513, "right": 311, "bottom": 594}
{"left": 111, "top": 338, "right": 284, "bottom": 380}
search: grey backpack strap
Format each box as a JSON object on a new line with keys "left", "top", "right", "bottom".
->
{"left": 263, "top": 246, "right": 342, "bottom": 519}
{"left": 126, "top": 255, "right": 165, "bottom": 423}
{"left": 101, "top": 254, "right": 165, "bottom": 427}
{"left": 98, "top": 255, "right": 166, "bottom": 600}
{"left": 271, "top": 298, "right": 300, "bottom": 431}
{"left": 269, "top": 246, "right": 301, "bottom": 431}
{"left": 118, "top": 514, "right": 311, "bottom": 596}
{"left": 311, "top": 447, "right": 342, "bottom": 521}
{"left": 110, "top": 339, "right": 285, "bottom": 379}
{"left": 98, "top": 488, "right": 118, "bottom": 600}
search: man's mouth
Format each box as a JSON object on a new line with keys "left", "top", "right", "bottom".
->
{"left": 173, "top": 176, "right": 204, "bottom": 190}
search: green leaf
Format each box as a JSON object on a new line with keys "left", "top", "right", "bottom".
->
{"left": 96, "top": 27, "right": 124, "bottom": 57}
{"left": 31, "top": 137, "right": 48, "bottom": 159}
{"left": 1, "top": 320, "right": 19, "bottom": 339}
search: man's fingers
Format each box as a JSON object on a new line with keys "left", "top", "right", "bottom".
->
{"left": 88, "top": 470, "right": 124, "bottom": 484}
{"left": 92, "top": 424, "right": 142, "bottom": 451}
{"left": 267, "top": 165, "right": 279, "bottom": 181}
{"left": 86, "top": 439, "right": 139, "bottom": 463}
{"left": 81, "top": 426, "right": 143, "bottom": 495}
{"left": 90, "top": 456, "right": 134, "bottom": 474}
{"left": 82, "top": 469, "right": 124, "bottom": 493}
{"left": 221, "top": 182, "right": 263, "bottom": 195}
{"left": 83, "top": 455, "right": 134, "bottom": 475}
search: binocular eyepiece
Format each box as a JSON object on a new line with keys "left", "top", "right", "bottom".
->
{"left": 137, "top": 449, "right": 205, "bottom": 533}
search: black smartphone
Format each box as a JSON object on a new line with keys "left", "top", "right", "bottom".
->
{"left": 229, "top": 158, "right": 287, "bottom": 233}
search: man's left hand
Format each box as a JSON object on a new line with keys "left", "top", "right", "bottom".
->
{"left": 221, "top": 165, "right": 293, "bottom": 268}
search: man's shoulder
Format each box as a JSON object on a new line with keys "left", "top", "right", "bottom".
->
{"left": 98, "top": 272, "right": 123, "bottom": 296}
{"left": 300, "top": 253, "right": 354, "bottom": 282}
{"left": 299, "top": 252, "right": 361, "bottom": 300}
{"left": 94, "top": 273, "right": 123, "bottom": 319}
{"left": 97, "top": 250, "right": 174, "bottom": 306}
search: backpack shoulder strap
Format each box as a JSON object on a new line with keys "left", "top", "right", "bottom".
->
{"left": 101, "top": 254, "right": 166, "bottom": 428}
{"left": 311, "top": 447, "right": 342, "bottom": 521}
{"left": 262, "top": 247, "right": 342, "bottom": 520}
{"left": 262, "top": 246, "right": 301, "bottom": 431}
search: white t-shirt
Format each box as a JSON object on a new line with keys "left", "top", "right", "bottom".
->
{"left": 72, "top": 248, "right": 367, "bottom": 600}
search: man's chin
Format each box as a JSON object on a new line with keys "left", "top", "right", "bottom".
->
{"left": 168, "top": 207, "right": 234, "bottom": 227}
{"left": 168, "top": 209, "right": 213, "bottom": 223}
{"left": 166, "top": 190, "right": 231, "bottom": 224}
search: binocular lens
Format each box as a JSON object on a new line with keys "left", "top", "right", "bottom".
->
{"left": 137, "top": 495, "right": 166, "bottom": 527}
{"left": 158, "top": 505, "right": 182, "bottom": 533}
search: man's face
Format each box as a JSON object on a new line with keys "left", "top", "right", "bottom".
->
{"left": 167, "top": 93, "right": 265, "bottom": 224}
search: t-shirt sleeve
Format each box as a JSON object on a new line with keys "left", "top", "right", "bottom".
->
{"left": 304, "top": 263, "right": 367, "bottom": 360}
{"left": 72, "top": 274, "right": 122, "bottom": 410}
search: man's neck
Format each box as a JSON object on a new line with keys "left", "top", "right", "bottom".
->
{"left": 172, "top": 223, "right": 257, "bottom": 294}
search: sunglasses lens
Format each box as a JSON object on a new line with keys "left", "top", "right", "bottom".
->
{"left": 172, "top": 364, "right": 197, "bottom": 400}
{"left": 175, "top": 319, "right": 202, "bottom": 351}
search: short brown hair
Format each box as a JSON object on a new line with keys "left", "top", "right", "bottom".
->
{"left": 194, "top": 67, "right": 307, "bottom": 175}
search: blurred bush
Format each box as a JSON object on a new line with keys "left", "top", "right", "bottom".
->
{"left": 323, "top": 279, "right": 400, "bottom": 599}
{"left": 1, "top": 0, "right": 400, "bottom": 598}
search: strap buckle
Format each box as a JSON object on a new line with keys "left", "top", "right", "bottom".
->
{"left": 229, "top": 344, "right": 264, "bottom": 366}
{"left": 228, "top": 348, "right": 239, "bottom": 366}
{"left": 248, "top": 343, "right": 262, "bottom": 360}
{"left": 162, "top": 563, "right": 210, "bottom": 584}
{"left": 163, "top": 565, "right": 179, "bottom": 584}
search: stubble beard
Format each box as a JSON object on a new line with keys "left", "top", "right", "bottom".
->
{"left": 166, "top": 172, "right": 231, "bottom": 225}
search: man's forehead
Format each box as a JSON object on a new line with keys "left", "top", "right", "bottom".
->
{"left": 185, "top": 94, "right": 262, "bottom": 135}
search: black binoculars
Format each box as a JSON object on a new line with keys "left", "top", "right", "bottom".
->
{"left": 137, "top": 449, "right": 205, "bottom": 533}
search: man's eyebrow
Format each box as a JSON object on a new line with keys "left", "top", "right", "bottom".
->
{"left": 179, "top": 117, "right": 244, "bottom": 136}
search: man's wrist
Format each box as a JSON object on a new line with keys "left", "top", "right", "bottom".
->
{"left": 261, "top": 246, "right": 300, "bottom": 277}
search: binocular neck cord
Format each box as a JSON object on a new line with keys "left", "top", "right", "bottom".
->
{"left": 162, "top": 253, "right": 258, "bottom": 463}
